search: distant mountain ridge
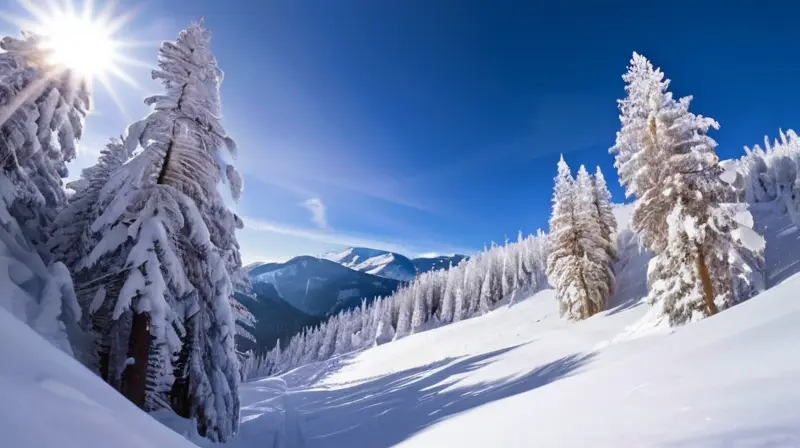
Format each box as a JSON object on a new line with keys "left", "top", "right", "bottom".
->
{"left": 249, "top": 255, "right": 401, "bottom": 317}
{"left": 322, "top": 247, "right": 418, "bottom": 281}
{"left": 240, "top": 247, "right": 469, "bottom": 352}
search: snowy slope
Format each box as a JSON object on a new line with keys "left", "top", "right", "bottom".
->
{"left": 205, "top": 275, "right": 800, "bottom": 448}
{"left": 0, "top": 306, "right": 194, "bottom": 448}
{"left": 191, "top": 200, "right": 800, "bottom": 448}
{"left": 323, "top": 247, "right": 417, "bottom": 281}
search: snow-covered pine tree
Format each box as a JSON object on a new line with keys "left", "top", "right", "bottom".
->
{"left": 514, "top": 231, "right": 532, "bottom": 297}
{"left": 0, "top": 31, "right": 96, "bottom": 355}
{"left": 334, "top": 310, "right": 352, "bottom": 355}
{"left": 478, "top": 257, "right": 493, "bottom": 315}
{"left": 318, "top": 316, "right": 338, "bottom": 360}
{"left": 0, "top": 33, "right": 90, "bottom": 257}
{"left": 547, "top": 156, "right": 579, "bottom": 318}
{"left": 410, "top": 277, "right": 429, "bottom": 333}
{"left": 393, "top": 286, "right": 413, "bottom": 339}
{"left": 73, "top": 21, "right": 242, "bottom": 441}
{"left": 50, "top": 138, "right": 132, "bottom": 275}
{"left": 546, "top": 157, "right": 609, "bottom": 319}
{"left": 375, "top": 298, "right": 395, "bottom": 345}
{"left": 574, "top": 165, "right": 612, "bottom": 313}
{"left": 611, "top": 52, "right": 749, "bottom": 325}
{"left": 592, "top": 167, "right": 618, "bottom": 264}
{"left": 439, "top": 262, "right": 456, "bottom": 324}
{"left": 610, "top": 52, "right": 676, "bottom": 254}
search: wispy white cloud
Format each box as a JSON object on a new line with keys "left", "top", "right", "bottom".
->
{"left": 300, "top": 197, "right": 330, "bottom": 230}
{"left": 242, "top": 216, "right": 414, "bottom": 255}
{"left": 233, "top": 133, "right": 441, "bottom": 215}
{"left": 241, "top": 216, "right": 475, "bottom": 258}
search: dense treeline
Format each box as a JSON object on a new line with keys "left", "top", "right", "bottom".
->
{"left": 241, "top": 232, "right": 549, "bottom": 380}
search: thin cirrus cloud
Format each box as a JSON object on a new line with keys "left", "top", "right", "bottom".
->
{"left": 242, "top": 215, "right": 415, "bottom": 255}
{"left": 232, "top": 134, "right": 440, "bottom": 215}
{"left": 241, "top": 215, "right": 475, "bottom": 258}
{"left": 300, "top": 197, "right": 330, "bottom": 230}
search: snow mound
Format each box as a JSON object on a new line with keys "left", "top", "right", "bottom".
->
{"left": 0, "top": 306, "right": 194, "bottom": 448}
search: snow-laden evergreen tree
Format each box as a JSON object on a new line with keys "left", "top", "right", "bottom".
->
{"left": 375, "top": 298, "right": 395, "bottom": 345}
{"left": 546, "top": 158, "right": 610, "bottom": 319}
{"left": 0, "top": 33, "right": 90, "bottom": 258}
{"left": 72, "top": 21, "right": 242, "bottom": 441}
{"left": 610, "top": 52, "right": 674, "bottom": 253}
{"left": 0, "top": 31, "right": 93, "bottom": 355}
{"left": 592, "top": 167, "right": 618, "bottom": 264}
{"left": 318, "top": 316, "right": 338, "bottom": 360}
{"left": 393, "top": 287, "right": 413, "bottom": 339}
{"left": 334, "top": 310, "right": 353, "bottom": 355}
{"left": 439, "top": 262, "right": 456, "bottom": 324}
{"left": 50, "top": 138, "right": 132, "bottom": 274}
{"left": 611, "top": 52, "right": 755, "bottom": 325}
{"left": 410, "top": 279, "right": 429, "bottom": 332}
{"left": 478, "top": 258, "right": 493, "bottom": 315}
{"left": 575, "top": 166, "right": 613, "bottom": 312}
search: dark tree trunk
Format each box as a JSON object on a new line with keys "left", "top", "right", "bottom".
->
{"left": 170, "top": 313, "right": 195, "bottom": 418}
{"left": 122, "top": 311, "right": 150, "bottom": 408}
{"left": 97, "top": 340, "right": 110, "bottom": 382}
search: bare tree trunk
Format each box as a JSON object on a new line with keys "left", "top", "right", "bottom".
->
{"left": 695, "top": 245, "right": 718, "bottom": 317}
{"left": 578, "top": 270, "right": 595, "bottom": 320}
{"left": 122, "top": 310, "right": 150, "bottom": 408}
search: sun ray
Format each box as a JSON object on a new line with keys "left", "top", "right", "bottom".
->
{"left": 105, "top": 64, "right": 140, "bottom": 90}
{"left": 114, "top": 39, "right": 162, "bottom": 49}
{"left": 106, "top": 5, "right": 141, "bottom": 35}
{"left": 95, "top": 72, "right": 131, "bottom": 122}
{"left": 1, "top": 0, "right": 145, "bottom": 119}
{"left": 81, "top": 0, "right": 94, "bottom": 21}
{"left": 0, "top": 75, "right": 51, "bottom": 127}
{"left": 17, "top": 0, "right": 50, "bottom": 22}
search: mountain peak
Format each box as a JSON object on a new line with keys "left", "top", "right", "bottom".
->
{"left": 322, "top": 247, "right": 417, "bottom": 281}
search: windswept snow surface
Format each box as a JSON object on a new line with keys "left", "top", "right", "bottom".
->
{"left": 0, "top": 307, "right": 194, "bottom": 448}
{"left": 201, "top": 272, "right": 800, "bottom": 448}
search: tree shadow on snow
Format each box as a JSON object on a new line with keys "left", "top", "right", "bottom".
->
{"left": 291, "top": 346, "right": 595, "bottom": 447}
{"left": 605, "top": 295, "right": 645, "bottom": 316}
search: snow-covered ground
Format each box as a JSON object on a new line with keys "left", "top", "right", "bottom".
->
{"left": 183, "top": 268, "right": 799, "bottom": 447}
{"left": 0, "top": 306, "right": 195, "bottom": 448}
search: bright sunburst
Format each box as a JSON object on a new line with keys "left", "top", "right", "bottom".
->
{"left": 38, "top": 7, "right": 117, "bottom": 78}
{"left": 2, "top": 0, "right": 150, "bottom": 116}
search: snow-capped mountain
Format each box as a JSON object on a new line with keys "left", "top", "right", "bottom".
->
{"left": 243, "top": 261, "right": 270, "bottom": 271}
{"left": 322, "top": 247, "right": 418, "bottom": 281}
{"left": 250, "top": 255, "right": 401, "bottom": 317}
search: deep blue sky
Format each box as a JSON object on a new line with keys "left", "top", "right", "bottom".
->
{"left": 7, "top": 0, "right": 799, "bottom": 263}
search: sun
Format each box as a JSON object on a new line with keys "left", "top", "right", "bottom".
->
{"left": 37, "top": 9, "right": 117, "bottom": 78}
{"left": 1, "top": 0, "right": 149, "bottom": 117}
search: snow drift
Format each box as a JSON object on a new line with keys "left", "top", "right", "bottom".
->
{"left": 0, "top": 306, "right": 194, "bottom": 448}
